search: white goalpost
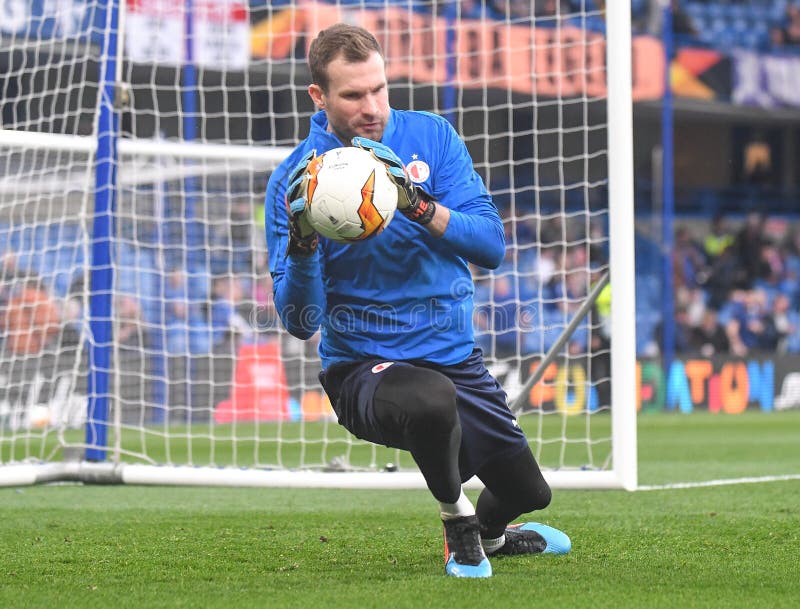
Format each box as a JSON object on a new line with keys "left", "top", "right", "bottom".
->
{"left": 0, "top": 0, "right": 636, "bottom": 490}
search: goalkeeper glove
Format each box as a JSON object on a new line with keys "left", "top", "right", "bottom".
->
{"left": 284, "top": 149, "right": 319, "bottom": 257}
{"left": 351, "top": 137, "right": 436, "bottom": 225}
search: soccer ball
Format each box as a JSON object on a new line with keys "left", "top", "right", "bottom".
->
{"left": 305, "top": 146, "right": 398, "bottom": 243}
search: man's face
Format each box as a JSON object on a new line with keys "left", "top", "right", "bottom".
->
{"left": 309, "top": 51, "right": 390, "bottom": 143}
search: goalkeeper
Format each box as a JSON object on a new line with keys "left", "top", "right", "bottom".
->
{"left": 265, "top": 23, "right": 570, "bottom": 579}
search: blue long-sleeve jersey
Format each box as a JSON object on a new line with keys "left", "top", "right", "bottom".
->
{"left": 265, "top": 109, "right": 505, "bottom": 368}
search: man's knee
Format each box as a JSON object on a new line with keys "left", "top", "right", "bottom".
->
{"left": 479, "top": 448, "right": 552, "bottom": 513}
{"left": 524, "top": 481, "right": 551, "bottom": 512}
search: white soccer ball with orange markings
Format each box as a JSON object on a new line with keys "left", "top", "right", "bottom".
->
{"left": 305, "top": 146, "right": 398, "bottom": 243}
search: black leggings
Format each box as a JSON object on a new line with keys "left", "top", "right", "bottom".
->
{"left": 475, "top": 448, "right": 552, "bottom": 539}
{"left": 373, "top": 365, "right": 551, "bottom": 534}
{"left": 373, "top": 364, "right": 463, "bottom": 503}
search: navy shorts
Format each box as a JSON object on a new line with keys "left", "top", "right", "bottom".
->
{"left": 318, "top": 349, "right": 529, "bottom": 481}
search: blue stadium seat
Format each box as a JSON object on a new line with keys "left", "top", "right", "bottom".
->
{"left": 635, "top": 309, "right": 662, "bottom": 356}
{"left": 631, "top": 0, "right": 649, "bottom": 19}
{"left": 743, "top": 25, "right": 771, "bottom": 50}
{"left": 685, "top": 3, "right": 705, "bottom": 24}
{"left": 705, "top": 3, "right": 725, "bottom": 21}
{"left": 725, "top": 4, "right": 747, "bottom": 22}
{"left": 742, "top": 5, "right": 769, "bottom": 22}
{"left": 710, "top": 16, "right": 727, "bottom": 34}
{"left": 715, "top": 26, "right": 737, "bottom": 49}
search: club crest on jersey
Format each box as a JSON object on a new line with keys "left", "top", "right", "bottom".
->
{"left": 371, "top": 362, "right": 395, "bottom": 373}
{"left": 406, "top": 159, "right": 430, "bottom": 183}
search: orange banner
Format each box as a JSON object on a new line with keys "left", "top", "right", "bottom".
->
{"left": 214, "top": 341, "right": 290, "bottom": 423}
{"left": 213, "top": 340, "right": 335, "bottom": 423}
{"left": 253, "top": 4, "right": 664, "bottom": 101}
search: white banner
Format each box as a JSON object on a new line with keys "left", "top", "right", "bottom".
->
{"left": 1, "top": 0, "right": 91, "bottom": 39}
{"left": 733, "top": 50, "right": 800, "bottom": 109}
{"left": 125, "top": 0, "right": 249, "bottom": 70}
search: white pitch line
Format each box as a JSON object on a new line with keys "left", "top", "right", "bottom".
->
{"left": 637, "top": 474, "right": 800, "bottom": 491}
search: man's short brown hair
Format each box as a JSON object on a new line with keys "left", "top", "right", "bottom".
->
{"left": 308, "top": 24, "right": 384, "bottom": 92}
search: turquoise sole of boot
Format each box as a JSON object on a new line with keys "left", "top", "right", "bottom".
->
{"left": 517, "top": 523, "right": 572, "bottom": 555}
{"left": 445, "top": 556, "right": 493, "bottom": 578}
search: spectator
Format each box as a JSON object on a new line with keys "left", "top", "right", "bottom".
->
{"left": 0, "top": 250, "right": 28, "bottom": 309}
{"left": 457, "top": 0, "right": 500, "bottom": 20}
{"left": 160, "top": 267, "right": 210, "bottom": 420}
{"left": 704, "top": 243, "right": 749, "bottom": 309}
{"left": 2, "top": 279, "right": 61, "bottom": 355}
{"left": 230, "top": 199, "right": 254, "bottom": 272}
{"left": 722, "top": 289, "right": 775, "bottom": 356}
{"left": 474, "top": 272, "right": 533, "bottom": 363}
{"left": 688, "top": 309, "right": 729, "bottom": 358}
{"left": 772, "top": 293, "right": 799, "bottom": 354}
{"left": 208, "top": 274, "right": 253, "bottom": 350}
{"left": 162, "top": 266, "right": 209, "bottom": 355}
{"left": 673, "top": 225, "right": 709, "bottom": 293}
{"left": 754, "top": 239, "right": 789, "bottom": 303}
{"left": 115, "top": 294, "right": 151, "bottom": 415}
{"left": 703, "top": 214, "right": 735, "bottom": 264}
{"left": 186, "top": 274, "right": 253, "bottom": 423}
{"left": 534, "top": 0, "right": 570, "bottom": 25}
{"left": 672, "top": 305, "right": 695, "bottom": 353}
{"left": 551, "top": 266, "right": 592, "bottom": 355}
{"left": 116, "top": 294, "right": 147, "bottom": 350}
{"left": 781, "top": 227, "right": 800, "bottom": 308}
{"left": 771, "top": 4, "right": 800, "bottom": 48}
{"left": 742, "top": 132, "right": 775, "bottom": 186}
{"left": 670, "top": 0, "right": 699, "bottom": 38}
{"left": 492, "top": 0, "right": 534, "bottom": 24}
{"left": 647, "top": 0, "right": 699, "bottom": 39}
{"left": 523, "top": 244, "right": 558, "bottom": 298}
{"left": 731, "top": 212, "right": 768, "bottom": 287}
{"left": 686, "top": 286, "right": 707, "bottom": 328}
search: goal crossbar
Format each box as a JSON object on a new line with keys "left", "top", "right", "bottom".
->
{"left": 0, "top": 130, "right": 292, "bottom": 166}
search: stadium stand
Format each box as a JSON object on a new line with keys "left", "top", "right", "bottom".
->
{"left": 2, "top": 1, "right": 799, "bottom": 365}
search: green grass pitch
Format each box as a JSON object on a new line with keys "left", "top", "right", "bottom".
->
{"left": 1, "top": 410, "right": 798, "bottom": 609}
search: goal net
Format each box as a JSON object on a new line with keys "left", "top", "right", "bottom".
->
{"left": 0, "top": 0, "right": 636, "bottom": 489}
